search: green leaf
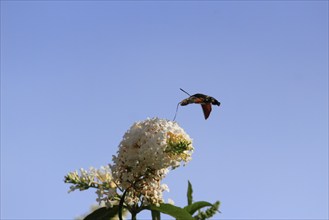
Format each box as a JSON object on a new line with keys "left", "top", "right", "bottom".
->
{"left": 187, "top": 180, "right": 193, "bottom": 205}
{"left": 184, "top": 201, "right": 213, "bottom": 215}
{"left": 84, "top": 206, "right": 119, "bottom": 220}
{"left": 146, "top": 203, "right": 194, "bottom": 220}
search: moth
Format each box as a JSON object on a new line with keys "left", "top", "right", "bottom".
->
{"left": 173, "top": 88, "right": 220, "bottom": 120}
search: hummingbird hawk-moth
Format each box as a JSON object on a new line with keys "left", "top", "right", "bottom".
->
{"left": 173, "top": 88, "right": 220, "bottom": 120}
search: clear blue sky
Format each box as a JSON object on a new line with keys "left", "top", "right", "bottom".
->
{"left": 1, "top": 1, "right": 328, "bottom": 219}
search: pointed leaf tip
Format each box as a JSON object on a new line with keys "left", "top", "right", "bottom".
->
{"left": 187, "top": 180, "right": 193, "bottom": 205}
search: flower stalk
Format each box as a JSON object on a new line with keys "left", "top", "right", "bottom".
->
{"left": 64, "top": 118, "right": 197, "bottom": 219}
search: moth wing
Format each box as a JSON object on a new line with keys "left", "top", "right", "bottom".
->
{"left": 201, "top": 103, "right": 212, "bottom": 120}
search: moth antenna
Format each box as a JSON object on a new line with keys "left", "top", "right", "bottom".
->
{"left": 173, "top": 102, "right": 181, "bottom": 121}
{"left": 180, "top": 88, "right": 191, "bottom": 96}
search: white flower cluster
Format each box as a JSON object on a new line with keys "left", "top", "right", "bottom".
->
{"left": 65, "top": 117, "right": 194, "bottom": 207}
{"left": 65, "top": 166, "right": 115, "bottom": 191}
{"left": 110, "top": 117, "right": 194, "bottom": 206}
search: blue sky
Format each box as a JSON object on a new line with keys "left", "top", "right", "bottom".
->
{"left": 1, "top": 1, "right": 328, "bottom": 219}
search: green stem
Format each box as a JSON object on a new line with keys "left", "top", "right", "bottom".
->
{"left": 151, "top": 210, "right": 161, "bottom": 220}
{"left": 131, "top": 212, "right": 137, "bottom": 220}
{"left": 119, "top": 190, "right": 128, "bottom": 220}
